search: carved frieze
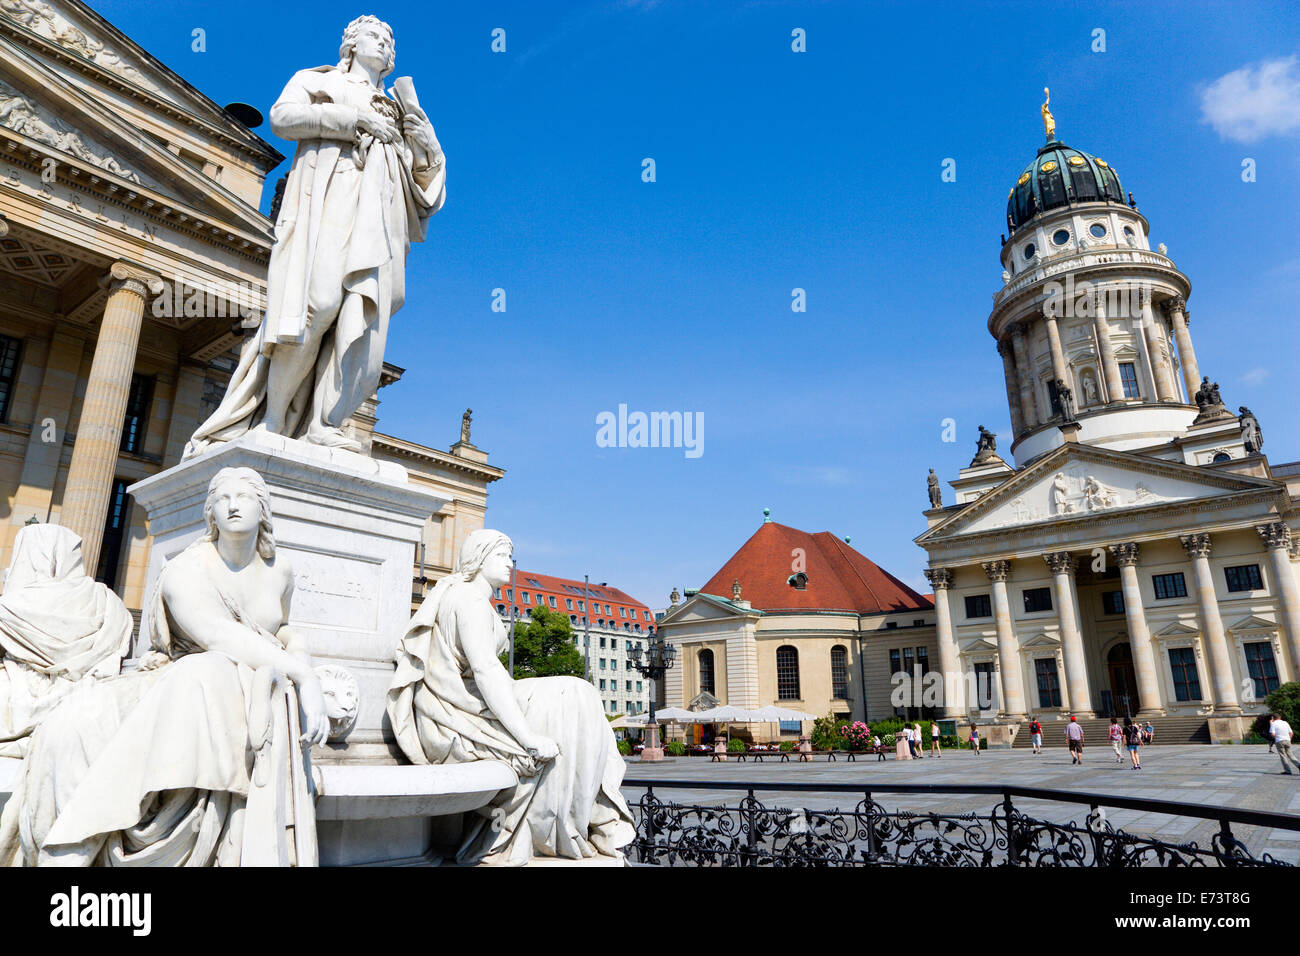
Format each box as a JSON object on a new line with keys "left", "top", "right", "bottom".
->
{"left": 0, "top": 79, "right": 141, "bottom": 182}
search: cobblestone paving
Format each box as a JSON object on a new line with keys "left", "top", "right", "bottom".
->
{"left": 621, "top": 744, "right": 1300, "bottom": 863}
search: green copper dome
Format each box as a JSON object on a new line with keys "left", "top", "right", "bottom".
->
{"left": 1006, "top": 140, "right": 1124, "bottom": 234}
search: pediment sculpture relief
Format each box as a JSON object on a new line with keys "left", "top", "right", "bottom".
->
{"left": 0, "top": 80, "right": 142, "bottom": 182}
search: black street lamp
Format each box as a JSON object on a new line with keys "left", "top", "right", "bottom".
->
{"left": 628, "top": 631, "right": 677, "bottom": 760}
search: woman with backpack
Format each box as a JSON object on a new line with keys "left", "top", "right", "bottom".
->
{"left": 1123, "top": 716, "right": 1143, "bottom": 770}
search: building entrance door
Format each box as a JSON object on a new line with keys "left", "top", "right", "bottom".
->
{"left": 1107, "top": 643, "right": 1138, "bottom": 717}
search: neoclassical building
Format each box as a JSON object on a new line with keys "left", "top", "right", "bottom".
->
{"left": 0, "top": 0, "right": 502, "bottom": 627}
{"left": 658, "top": 514, "right": 936, "bottom": 741}
{"left": 916, "top": 105, "right": 1298, "bottom": 742}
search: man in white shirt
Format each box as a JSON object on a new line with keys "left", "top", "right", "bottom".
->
{"left": 1269, "top": 714, "right": 1300, "bottom": 775}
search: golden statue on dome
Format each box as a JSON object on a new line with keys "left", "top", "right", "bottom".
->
{"left": 1041, "top": 86, "right": 1056, "bottom": 141}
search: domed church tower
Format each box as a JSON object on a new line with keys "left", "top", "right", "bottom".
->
{"left": 915, "top": 91, "right": 1298, "bottom": 744}
{"left": 991, "top": 89, "right": 1204, "bottom": 467}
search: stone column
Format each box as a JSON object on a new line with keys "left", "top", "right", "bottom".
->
{"left": 983, "top": 560, "right": 1027, "bottom": 718}
{"left": 1093, "top": 299, "right": 1125, "bottom": 402}
{"left": 924, "top": 567, "right": 965, "bottom": 717}
{"left": 60, "top": 262, "right": 163, "bottom": 573}
{"left": 1256, "top": 523, "right": 1300, "bottom": 679}
{"left": 1162, "top": 296, "right": 1199, "bottom": 402}
{"left": 1179, "top": 533, "right": 1241, "bottom": 714}
{"left": 1139, "top": 288, "right": 1177, "bottom": 401}
{"left": 1043, "top": 313, "right": 1070, "bottom": 390}
{"left": 1109, "top": 543, "right": 1165, "bottom": 716}
{"left": 1009, "top": 323, "right": 1040, "bottom": 429}
{"left": 1044, "top": 552, "right": 1092, "bottom": 715}
{"left": 997, "top": 340, "right": 1026, "bottom": 437}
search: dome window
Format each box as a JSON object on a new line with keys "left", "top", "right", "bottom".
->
{"left": 788, "top": 572, "right": 808, "bottom": 590}
{"left": 1040, "top": 160, "right": 1058, "bottom": 172}
{"left": 1052, "top": 229, "right": 1070, "bottom": 246}
{"left": 1212, "top": 452, "right": 1231, "bottom": 463}
{"left": 1068, "top": 156, "right": 1086, "bottom": 167}
{"left": 1089, "top": 223, "right": 1106, "bottom": 239}
{"left": 1023, "top": 243, "right": 1036, "bottom": 261}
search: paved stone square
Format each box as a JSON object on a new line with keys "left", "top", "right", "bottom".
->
{"left": 620, "top": 744, "right": 1300, "bottom": 863}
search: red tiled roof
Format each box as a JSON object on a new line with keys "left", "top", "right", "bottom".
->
{"left": 512, "top": 569, "right": 649, "bottom": 611}
{"left": 698, "top": 521, "right": 933, "bottom": 614}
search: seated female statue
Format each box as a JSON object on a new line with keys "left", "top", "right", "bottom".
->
{"left": 388, "top": 529, "right": 635, "bottom": 864}
{"left": 0, "top": 467, "right": 329, "bottom": 866}
{"left": 0, "top": 524, "right": 131, "bottom": 758}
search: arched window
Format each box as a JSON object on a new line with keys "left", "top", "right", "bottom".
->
{"left": 698, "top": 649, "right": 715, "bottom": 696}
{"left": 776, "top": 645, "right": 800, "bottom": 700}
{"left": 831, "top": 645, "right": 849, "bottom": 699}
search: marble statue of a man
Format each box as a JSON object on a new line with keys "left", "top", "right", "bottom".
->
{"left": 185, "top": 15, "right": 446, "bottom": 456}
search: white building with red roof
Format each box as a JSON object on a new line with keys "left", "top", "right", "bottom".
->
{"left": 656, "top": 510, "right": 936, "bottom": 741}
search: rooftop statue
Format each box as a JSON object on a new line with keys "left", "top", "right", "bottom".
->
{"left": 388, "top": 529, "right": 635, "bottom": 864}
{"left": 185, "top": 16, "right": 446, "bottom": 457}
{"left": 1041, "top": 86, "right": 1055, "bottom": 141}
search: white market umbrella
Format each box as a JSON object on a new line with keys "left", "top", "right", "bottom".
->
{"left": 690, "top": 704, "right": 768, "bottom": 745}
{"left": 749, "top": 705, "right": 818, "bottom": 745}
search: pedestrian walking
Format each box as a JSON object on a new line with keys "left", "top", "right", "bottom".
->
{"left": 1109, "top": 717, "right": 1123, "bottom": 764}
{"left": 1066, "top": 715, "right": 1085, "bottom": 764}
{"left": 930, "top": 721, "right": 941, "bottom": 757}
{"left": 914, "top": 722, "right": 926, "bottom": 758}
{"left": 969, "top": 723, "right": 981, "bottom": 756}
{"left": 1123, "top": 716, "right": 1143, "bottom": 770}
{"left": 1269, "top": 714, "right": 1300, "bottom": 775}
{"left": 1028, "top": 716, "right": 1043, "bottom": 754}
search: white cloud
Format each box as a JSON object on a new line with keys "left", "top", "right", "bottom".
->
{"left": 1200, "top": 55, "right": 1300, "bottom": 143}
{"left": 1241, "top": 367, "right": 1270, "bottom": 385}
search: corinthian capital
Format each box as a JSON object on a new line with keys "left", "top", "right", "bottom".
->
{"left": 982, "top": 560, "right": 1011, "bottom": 583}
{"left": 103, "top": 261, "right": 165, "bottom": 300}
{"left": 1256, "top": 522, "right": 1292, "bottom": 552}
{"left": 1043, "top": 551, "right": 1076, "bottom": 575}
{"left": 1179, "top": 533, "right": 1212, "bottom": 559}
{"left": 1108, "top": 542, "right": 1141, "bottom": 567}
{"left": 1161, "top": 295, "right": 1186, "bottom": 318}
{"left": 923, "top": 567, "right": 953, "bottom": 590}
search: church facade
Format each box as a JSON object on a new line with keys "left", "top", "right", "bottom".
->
{"left": 0, "top": 0, "right": 501, "bottom": 626}
{"left": 917, "top": 108, "right": 1299, "bottom": 743}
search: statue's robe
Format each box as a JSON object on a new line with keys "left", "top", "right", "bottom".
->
{"left": 186, "top": 66, "right": 445, "bottom": 455}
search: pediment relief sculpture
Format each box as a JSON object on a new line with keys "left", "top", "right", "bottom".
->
{"left": 1, "top": 0, "right": 160, "bottom": 93}
{"left": 0, "top": 79, "right": 143, "bottom": 183}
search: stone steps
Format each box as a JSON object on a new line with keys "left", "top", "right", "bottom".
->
{"left": 1011, "top": 715, "right": 1210, "bottom": 748}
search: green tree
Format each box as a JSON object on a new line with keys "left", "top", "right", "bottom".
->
{"left": 500, "top": 605, "right": 587, "bottom": 679}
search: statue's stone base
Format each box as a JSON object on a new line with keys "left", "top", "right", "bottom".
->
{"left": 639, "top": 748, "right": 665, "bottom": 761}
{"left": 128, "top": 432, "right": 448, "bottom": 749}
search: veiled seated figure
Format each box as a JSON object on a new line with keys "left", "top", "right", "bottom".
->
{"left": 0, "top": 467, "right": 329, "bottom": 866}
{"left": 0, "top": 524, "right": 132, "bottom": 758}
{"left": 387, "top": 529, "right": 635, "bottom": 865}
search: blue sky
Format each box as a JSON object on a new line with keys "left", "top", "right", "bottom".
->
{"left": 101, "top": 0, "right": 1300, "bottom": 602}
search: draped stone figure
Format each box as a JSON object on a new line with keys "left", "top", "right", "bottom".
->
{"left": 0, "top": 525, "right": 131, "bottom": 758}
{"left": 0, "top": 468, "right": 329, "bottom": 866}
{"left": 185, "top": 15, "right": 446, "bottom": 456}
{"left": 387, "top": 530, "right": 635, "bottom": 865}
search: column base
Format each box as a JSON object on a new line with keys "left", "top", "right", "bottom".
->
{"left": 1136, "top": 707, "right": 1165, "bottom": 719}
{"left": 638, "top": 748, "right": 665, "bottom": 762}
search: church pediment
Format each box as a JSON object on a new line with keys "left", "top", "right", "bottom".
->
{"left": 919, "top": 444, "right": 1279, "bottom": 542}
{"left": 658, "top": 593, "right": 755, "bottom": 626}
{"left": 1226, "top": 614, "right": 1277, "bottom": 633}
{"left": 1153, "top": 620, "right": 1200, "bottom": 638}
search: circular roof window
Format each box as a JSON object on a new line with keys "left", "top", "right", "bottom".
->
{"left": 1068, "top": 156, "right": 1086, "bottom": 167}
{"left": 1053, "top": 229, "right": 1070, "bottom": 246}
{"left": 1089, "top": 223, "right": 1106, "bottom": 238}
{"left": 1024, "top": 243, "right": 1036, "bottom": 261}
{"left": 1041, "top": 160, "right": 1058, "bottom": 173}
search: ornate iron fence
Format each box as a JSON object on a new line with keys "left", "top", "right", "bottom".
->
{"left": 628, "top": 780, "right": 1300, "bottom": 867}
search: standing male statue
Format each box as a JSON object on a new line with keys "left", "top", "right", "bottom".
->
{"left": 186, "top": 15, "right": 446, "bottom": 457}
{"left": 926, "top": 468, "right": 942, "bottom": 508}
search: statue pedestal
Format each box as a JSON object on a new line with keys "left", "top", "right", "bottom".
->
{"left": 128, "top": 432, "right": 447, "bottom": 750}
